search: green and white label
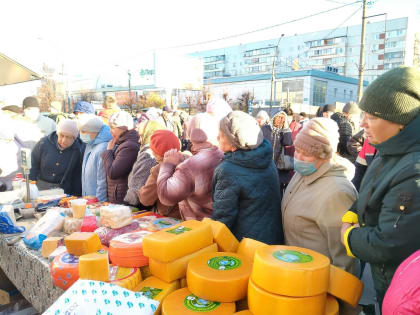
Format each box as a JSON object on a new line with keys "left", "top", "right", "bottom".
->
{"left": 207, "top": 256, "right": 241, "bottom": 270}
{"left": 273, "top": 250, "right": 313, "bottom": 263}
{"left": 184, "top": 294, "right": 220, "bottom": 312}
{"left": 138, "top": 287, "right": 162, "bottom": 299}
{"left": 166, "top": 226, "right": 192, "bottom": 235}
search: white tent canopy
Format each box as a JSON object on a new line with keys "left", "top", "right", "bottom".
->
{"left": 0, "top": 52, "right": 41, "bottom": 86}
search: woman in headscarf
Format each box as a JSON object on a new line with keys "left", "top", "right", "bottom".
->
{"left": 124, "top": 120, "right": 166, "bottom": 207}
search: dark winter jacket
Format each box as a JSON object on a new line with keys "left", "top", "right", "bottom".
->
{"left": 29, "top": 132, "right": 83, "bottom": 195}
{"left": 331, "top": 112, "right": 354, "bottom": 158}
{"left": 102, "top": 129, "right": 139, "bottom": 204}
{"left": 212, "top": 139, "right": 284, "bottom": 244}
{"left": 346, "top": 114, "right": 420, "bottom": 305}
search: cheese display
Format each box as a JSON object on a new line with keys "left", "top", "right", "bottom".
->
{"left": 78, "top": 251, "right": 110, "bottom": 282}
{"left": 143, "top": 220, "right": 213, "bottom": 263}
{"left": 63, "top": 217, "right": 83, "bottom": 234}
{"left": 153, "top": 218, "right": 181, "bottom": 230}
{"left": 236, "top": 238, "right": 267, "bottom": 262}
{"left": 325, "top": 295, "right": 339, "bottom": 315}
{"left": 252, "top": 245, "right": 330, "bottom": 297}
{"left": 134, "top": 276, "right": 180, "bottom": 314}
{"left": 109, "top": 266, "right": 142, "bottom": 290}
{"left": 203, "top": 218, "right": 239, "bottom": 252}
{"left": 248, "top": 279, "right": 327, "bottom": 315}
{"left": 80, "top": 215, "right": 98, "bottom": 232}
{"left": 141, "top": 265, "right": 152, "bottom": 279}
{"left": 64, "top": 232, "right": 103, "bottom": 256}
{"left": 109, "top": 230, "right": 153, "bottom": 267}
{"left": 41, "top": 237, "right": 63, "bottom": 258}
{"left": 149, "top": 243, "right": 218, "bottom": 283}
{"left": 48, "top": 246, "right": 68, "bottom": 263}
{"left": 328, "top": 265, "right": 363, "bottom": 307}
{"left": 187, "top": 252, "right": 252, "bottom": 302}
{"left": 94, "top": 221, "right": 141, "bottom": 246}
{"left": 100, "top": 204, "right": 133, "bottom": 229}
{"left": 162, "top": 288, "right": 236, "bottom": 315}
{"left": 50, "top": 252, "right": 79, "bottom": 290}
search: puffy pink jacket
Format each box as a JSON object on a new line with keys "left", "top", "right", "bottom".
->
{"left": 382, "top": 249, "right": 420, "bottom": 315}
{"left": 157, "top": 145, "right": 223, "bottom": 220}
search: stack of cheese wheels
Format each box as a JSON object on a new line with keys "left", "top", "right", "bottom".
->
{"left": 328, "top": 265, "right": 364, "bottom": 308}
{"left": 249, "top": 245, "right": 331, "bottom": 315}
{"left": 51, "top": 252, "right": 80, "bottom": 290}
{"left": 144, "top": 220, "right": 217, "bottom": 284}
{"left": 187, "top": 252, "right": 253, "bottom": 303}
{"left": 202, "top": 218, "right": 239, "bottom": 252}
{"left": 325, "top": 295, "right": 339, "bottom": 315}
{"left": 109, "top": 230, "right": 153, "bottom": 267}
{"left": 236, "top": 238, "right": 268, "bottom": 263}
{"left": 162, "top": 288, "right": 236, "bottom": 315}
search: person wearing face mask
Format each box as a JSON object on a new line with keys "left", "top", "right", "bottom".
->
{"left": 30, "top": 119, "right": 83, "bottom": 195}
{"left": 102, "top": 111, "right": 139, "bottom": 204}
{"left": 78, "top": 114, "right": 112, "bottom": 201}
{"left": 341, "top": 67, "right": 420, "bottom": 309}
{"left": 124, "top": 120, "right": 166, "bottom": 207}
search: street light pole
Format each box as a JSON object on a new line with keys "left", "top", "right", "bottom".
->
{"left": 269, "top": 34, "right": 284, "bottom": 116}
{"left": 128, "top": 70, "right": 132, "bottom": 107}
{"left": 357, "top": 0, "right": 367, "bottom": 102}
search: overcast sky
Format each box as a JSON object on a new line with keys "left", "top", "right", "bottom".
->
{"left": 1, "top": 0, "right": 419, "bottom": 79}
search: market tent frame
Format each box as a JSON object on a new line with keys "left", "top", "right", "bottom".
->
{"left": 0, "top": 52, "right": 41, "bottom": 86}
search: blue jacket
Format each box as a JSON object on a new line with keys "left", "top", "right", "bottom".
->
{"left": 212, "top": 139, "right": 284, "bottom": 244}
{"left": 74, "top": 101, "right": 94, "bottom": 114}
{"left": 81, "top": 125, "right": 112, "bottom": 201}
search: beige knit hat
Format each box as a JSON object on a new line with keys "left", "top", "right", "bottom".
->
{"left": 294, "top": 117, "right": 339, "bottom": 159}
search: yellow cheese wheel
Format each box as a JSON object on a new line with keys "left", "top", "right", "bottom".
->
{"left": 328, "top": 265, "right": 363, "bottom": 308}
{"left": 143, "top": 220, "right": 213, "bottom": 262}
{"left": 325, "top": 295, "right": 339, "bottom": 315}
{"left": 42, "top": 237, "right": 62, "bottom": 258}
{"left": 180, "top": 278, "right": 187, "bottom": 288}
{"left": 162, "top": 288, "right": 236, "bottom": 315}
{"left": 233, "top": 311, "right": 253, "bottom": 315}
{"left": 203, "top": 218, "right": 239, "bottom": 252}
{"left": 236, "top": 238, "right": 267, "bottom": 263}
{"left": 109, "top": 266, "right": 142, "bottom": 290}
{"left": 187, "top": 252, "right": 252, "bottom": 302}
{"left": 252, "top": 245, "right": 330, "bottom": 297}
{"left": 133, "top": 276, "right": 180, "bottom": 315}
{"left": 248, "top": 279, "right": 327, "bottom": 315}
{"left": 79, "top": 251, "right": 110, "bottom": 282}
{"left": 64, "top": 232, "right": 102, "bottom": 256}
{"left": 150, "top": 243, "right": 218, "bottom": 283}
{"left": 141, "top": 265, "right": 152, "bottom": 279}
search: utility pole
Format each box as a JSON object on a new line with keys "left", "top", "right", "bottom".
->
{"left": 269, "top": 34, "right": 284, "bottom": 116}
{"left": 357, "top": 0, "right": 367, "bottom": 102}
{"left": 128, "top": 70, "right": 132, "bottom": 109}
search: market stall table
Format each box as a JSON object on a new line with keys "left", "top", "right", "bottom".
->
{"left": 0, "top": 218, "right": 63, "bottom": 313}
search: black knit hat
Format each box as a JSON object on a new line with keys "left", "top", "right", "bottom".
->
{"left": 359, "top": 67, "right": 420, "bottom": 125}
{"left": 22, "top": 96, "right": 39, "bottom": 109}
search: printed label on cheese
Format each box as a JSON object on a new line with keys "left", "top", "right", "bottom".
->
{"left": 273, "top": 250, "right": 313, "bottom": 263}
{"left": 61, "top": 253, "right": 79, "bottom": 264}
{"left": 166, "top": 226, "right": 192, "bottom": 235}
{"left": 153, "top": 218, "right": 180, "bottom": 229}
{"left": 184, "top": 294, "right": 221, "bottom": 312}
{"left": 113, "top": 230, "right": 152, "bottom": 244}
{"left": 207, "top": 256, "right": 242, "bottom": 271}
{"left": 138, "top": 286, "right": 163, "bottom": 299}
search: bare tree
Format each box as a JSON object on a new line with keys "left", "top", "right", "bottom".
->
{"left": 234, "top": 91, "right": 254, "bottom": 113}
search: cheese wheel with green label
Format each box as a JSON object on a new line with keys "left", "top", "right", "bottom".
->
{"left": 79, "top": 251, "right": 110, "bottom": 282}
{"left": 162, "top": 288, "right": 236, "bottom": 315}
{"left": 133, "top": 276, "right": 180, "bottom": 315}
{"left": 325, "top": 295, "right": 339, "bottom": 315}
{"left": 143, "top": 220, "right": 213, "bottom": 262}
{"left": 203, "top": 218, "right": 239, "bottom": 252}
{"left": 328, "top": 265, "right": 363, "bottom": 307}
{"left": 236, "top": 238, "right": 267, "bottom": 263}
{"left": 150, "top": 243, "right": 218, "bottom": 282}
{"left": 252, "top": 245, "right": 330, "bottom": 296}
{"left": 187, "top": 252, "right": 252, "bottom": 302}
{"left": 248, "top": 279, "right": 327, "bottom": 315}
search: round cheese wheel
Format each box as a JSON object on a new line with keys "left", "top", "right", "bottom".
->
{"left": 325, "top": 295, "right": 339, "bottom": 315}
{"left": 51, "top": 252, "right": 79, "bottom": 290}
{"left": 248, "top": 279, "right": 327, "bottom": 315}
{"left": 252, "top": 245, "right": 330, "bottom": 297}
{"left": 109, "top": 266, "right": 142, "bottom": 290}
{"left": 328, "top": 265, "right": 363, "bottom": 308}
{"left": 109, "top": 230, "right": 153, "bottom": 267}
{"left": 162, "top": 288, "right": 236, "bottom": 315}
{"left": 187, "top": 252, "right": 252, "bottom": 302}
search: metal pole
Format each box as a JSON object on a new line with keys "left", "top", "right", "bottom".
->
{"left": 269, "top": 34, "right": 284, "bottom": 116}
{"left": 128, "top": 70, "right": 132, "bottom": 109}
{"left": 357, "top": 0, "right": 367, "bottom": 102}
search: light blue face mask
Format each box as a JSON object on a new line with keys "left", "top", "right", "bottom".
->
{"left": 79, "top": 133, "right": 92, "bottom": 143}
{"left": 294, "top": 158, "right": 317, "bottom": 176}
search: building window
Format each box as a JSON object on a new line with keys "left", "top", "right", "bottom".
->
{"left": 386, "top": 29, "right": 406, "bottom": 38}
{"left": 344, "top": 89, "right": 347, "bottom": 98}
{"left": 350, "top": 90, "right": 353, "bottom": 99}
{"left": 313, "top": 80, "right": 327, "bottom": 106}
{"left": 279, "top": 79, "right": 304, "bottom": 104}
{"left": 384, "top": 51, "right": 405, "bottom": 60}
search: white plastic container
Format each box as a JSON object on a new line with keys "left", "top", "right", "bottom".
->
{"left": 20, "top": 180, "right": 39, "bottom": 201}
{"left": 70, "top": 199, "right": 87, "bottom": 219}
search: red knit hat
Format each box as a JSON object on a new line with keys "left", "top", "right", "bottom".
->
{"left": 150, "top": 130, "right": 180, "bottom": 157}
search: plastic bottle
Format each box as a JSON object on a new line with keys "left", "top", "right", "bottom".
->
{"left": 21, "top": 180, "right": 39, "bottom": 201}
{"left": 12, "top": 173, "right": 24, "bottom": 190}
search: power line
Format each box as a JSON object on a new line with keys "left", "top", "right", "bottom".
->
{"left": 322, "top": 5, "right": 363, "bottom": 40}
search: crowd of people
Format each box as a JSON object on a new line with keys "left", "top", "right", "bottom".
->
{"left": 0, "top": 66, "right": 419, "bottom": 314}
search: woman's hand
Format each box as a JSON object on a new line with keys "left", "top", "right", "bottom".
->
{"left": 340, "top": 223, "right": 360, "bottom": 245}
{"left": 163, "top": 149, "right": 184, "bottom": 165}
